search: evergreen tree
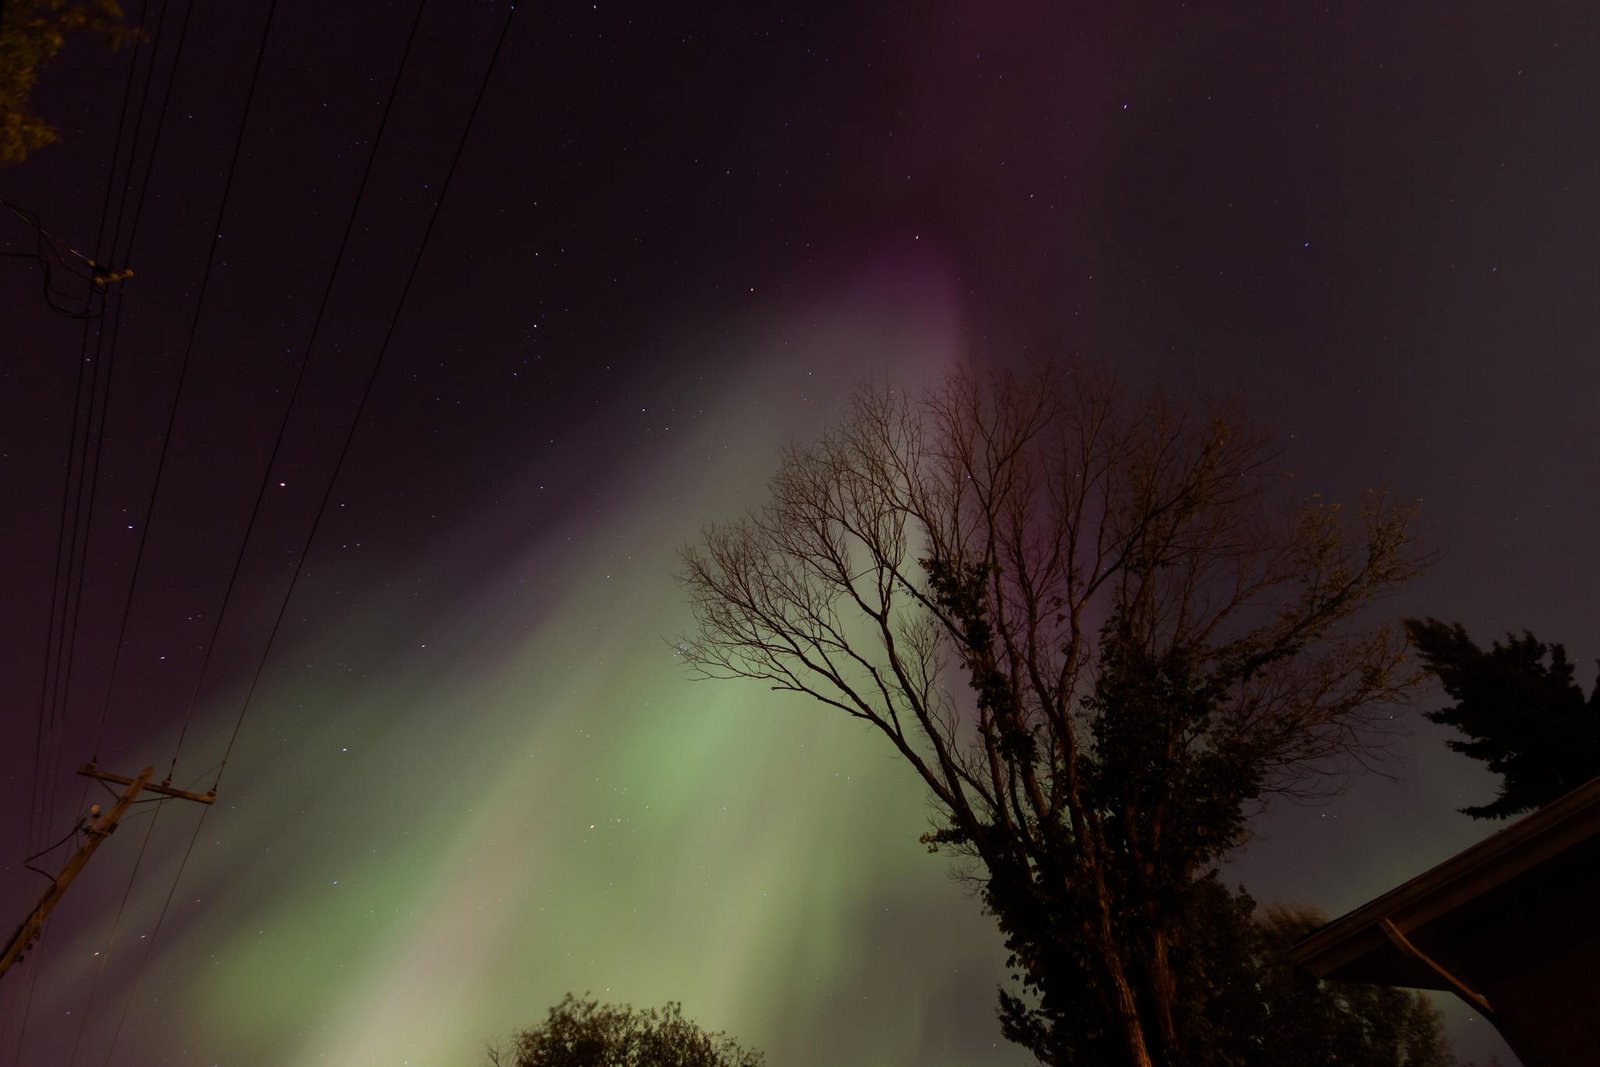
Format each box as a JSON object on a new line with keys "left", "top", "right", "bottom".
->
{"left": 1405, "top": 618, "right": 1600, "bottom": 818}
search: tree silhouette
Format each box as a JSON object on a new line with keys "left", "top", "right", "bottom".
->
{"left": 1224, "top": 898, "right": 1453, "bottom": 1067}
{"left": 489, "top": 995, "right": 763, "bottom": 1067}
{"left": 1, "top": 0, "right": 136, "bottom": 166}
{"left": 679, "top": 363, "right": 1424, "bottom": 1067}
{"left": 1405, "top": 617, "right": 1600, "bottom": 818}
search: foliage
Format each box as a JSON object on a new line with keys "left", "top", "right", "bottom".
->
{"left": 1226, "top": 898, "right": 1454, "bottom": 1067}
{"left": 490, "top": 994, "right": 764, "bottom": 1067}
{"left": 678, "top": 363, "right": 1424, "bottom": 1067}
{"left": 1026, "top": 879, "right": 1457, "bottom": 1067}
{"left": 1405, "top": 618, "right": 1600, "bottom": 818}
{"left": 0, "top": 0, "right": 135, "bottom": 166}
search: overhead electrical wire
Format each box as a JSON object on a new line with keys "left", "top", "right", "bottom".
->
{"left": 213, "top": 0, "right": 525, "bottom": 794}
{"left": 61, "top": 0, "right": 434, "bottom": 1033}
{"left": 41, "top": 0, "right": 274, "bottom": 1053}
{"left": 56, "top": 0, "right": 204, "bottom": 785}
{"left": 25, "top": 316, "right": 92, "bottom": 862}
{"left": 33, "top": 0, "right": 187, "bottom": 906}
{"left": 0, "top": 199, "right": 107, "bottom": 317}
{"left": 50, "top": 0, "right": 217, "bottom": 1052}
{"left": 84, "top": 0, "right": 284, "bottom": 784}
{"left": 10, "top": 0, "right": 519, "bottom": 1058}
{"left": 63, "top": 798, "right": 164, "bottom": 1067}
{"left": 80, "top": 0, "right": 207, "bottom": 770}
{"left": 99, "top": 0, "right": 192, "bottom": 278}
{"left": 55, "top": 0, "right": 207, "bottom": 856}
{"left": 99, "top": 4, "right": 524, "bottom": 1061}
{"left": 165, "top": 0, "right": 434, "bottom": 784}
{"left": 5, "top": 0, "right": 159, "bottom": 1059}
{"left": 24, "top": 0, "right": 168, "bottom": 869}
{"left": 13, "top": 0, "right": 155, "bottom": 959}
{"left": 5, "top": 0, "right": 259, "bottom": 1060}
{"left": 8, "top": 187, "right": 98, "bottom": 1067}
{"left": 34, "top": 313, "right": 114, "bottom": 846}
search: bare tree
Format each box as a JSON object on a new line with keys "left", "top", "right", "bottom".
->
{"left": 678, "top": 363, "right": 1423, "bottom": 1067}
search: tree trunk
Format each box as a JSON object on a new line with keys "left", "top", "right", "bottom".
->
{"left": 1084, "top": 869, "right": 1155, "bottom": 1067}
{"left": 1098, "top": 917, "right": 1156, "bottom": 1067}
{"left": 1149, "top": 924, "right": 1183, "bottom": 1066}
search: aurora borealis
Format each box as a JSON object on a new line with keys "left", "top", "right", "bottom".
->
{"left": 4, "top": 2, "right": 1597, "bottom": 1064}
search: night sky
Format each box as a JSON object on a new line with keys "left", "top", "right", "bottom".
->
{"left": 3, "top": 2, "right": 1596, "bottom": 1064}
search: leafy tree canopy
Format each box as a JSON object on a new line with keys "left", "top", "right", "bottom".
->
{"left": 490, "top": 995, "right": 763, "bottom": 1067}
{"left": 1, "top": 0, "right": 135, "bottom": 166}
{"left": 1405, "top": 618, "right": 1600, "bottom": 818}
{"left": 1234, "top": 898, "right": 1454, "bottom": 1067}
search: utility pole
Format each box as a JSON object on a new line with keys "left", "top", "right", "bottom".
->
{"left": 0, "top": 764, "right": 215, "bottom": 982}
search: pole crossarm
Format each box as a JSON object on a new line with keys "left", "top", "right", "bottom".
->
{"left": 77, "top": 763, "right": 216, "bottom": 805}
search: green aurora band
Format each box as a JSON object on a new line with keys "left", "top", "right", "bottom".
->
{"left": 6, "top": 251, "right": 1507, "bottom": 1065}
{"left": 12, "top": 258, "right": 1026, "bottom": 1067}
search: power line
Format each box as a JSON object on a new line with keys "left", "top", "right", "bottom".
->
{"left": 35, "top": 304, "right": 117, "bottom": 861}
{"left": 26, "top": 0, "right": 184, "bottom": 941}
{"left": 24, "top": 0, "right": 172, "bottom": 866}
{"left": 54, "top": 0, "right": 283, "bottom": 1058}
{"left": 80, "top": 0, "right": 199, "bottom": 768}
{"left": 105, "top": 0, "right": 200, "bottom": 280}
{"left": 50, "top": 0, "right": 200, "bottom": 827}
{"left": 65, "top": 0, "right": 437, "bottom": 1039}
{"left": 6, "top": 0, "right": 167, "bottom": 1058}
{"left": 101, "top": 8, "right": 523, "bottom": 1061}
{"left": 64, "top": 799, "right": 165, "bottom": 1067}
{"left": 216, "top": 0, "right": 521, "bottom": 796}
{"left": 166, "top": 0, "right": 433, "bottom": 784}
{"left": 7, "top": 0, "right": 261, "bottom": 1057}
{"left": 0, "top": 199, "right": 108, "bottom": 317}
{"left": 85, "top": 0, "right": 285, "bottom": 778}
{"left": 25, "top": 313, "right": 92, "bottom": 863}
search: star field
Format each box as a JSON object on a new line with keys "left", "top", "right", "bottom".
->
{"left": 3, "top": 2, "right": 1597, "bottom": 1065}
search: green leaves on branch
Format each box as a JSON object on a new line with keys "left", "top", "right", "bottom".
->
{"left": 490, "top": 995, "right": 763, "bottom": 1067}
{"left": 1, "top": 0, "right": 137, "bottom": 166}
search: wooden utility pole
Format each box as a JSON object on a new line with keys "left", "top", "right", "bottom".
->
{"left": 0, "top": 764, "right": 215, "bottom": 982}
